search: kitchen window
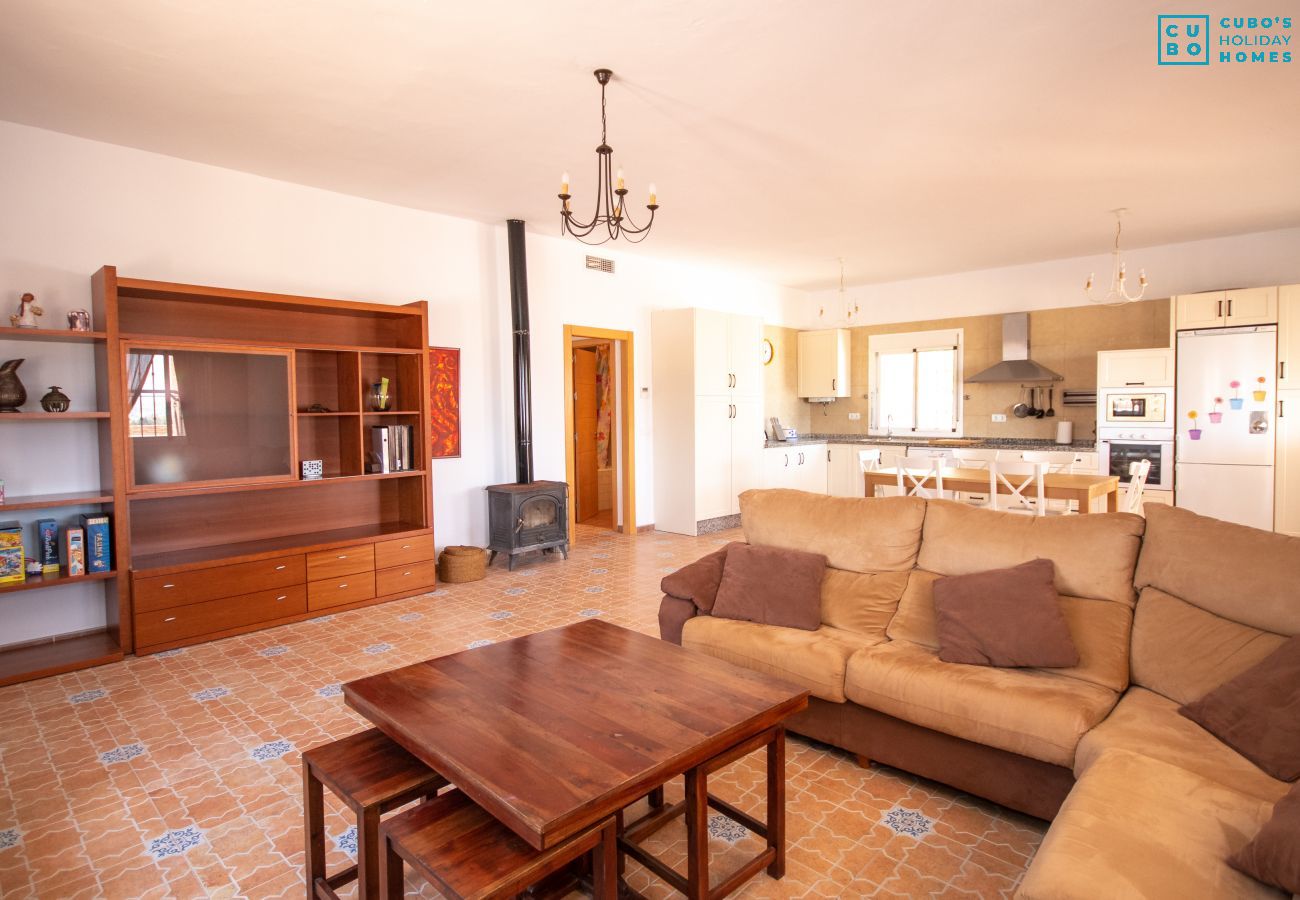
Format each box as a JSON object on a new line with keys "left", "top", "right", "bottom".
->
{"left": 869, "top": 329, "right": 963, "bottom": 436}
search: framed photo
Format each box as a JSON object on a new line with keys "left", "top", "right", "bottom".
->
{"left": 428, "top": 346, "right": 461, "bottom": 459}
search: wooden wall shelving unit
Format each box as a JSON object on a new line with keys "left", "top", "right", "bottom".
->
{"left": 0, "top": 267, "right": 435, "bottom": 681}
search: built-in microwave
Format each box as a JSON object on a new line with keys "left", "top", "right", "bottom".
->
{"left": 1099, "top": 440, "right": 1174, "bottom": 491}
{"left": 1100, "top": 388, "right": 1172, "bottom": 427}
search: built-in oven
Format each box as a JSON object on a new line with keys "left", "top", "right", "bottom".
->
{"left": 1098, "top": 439, "right": 1174, "bottom": 491}
{"left": 1099, "top": 388, "right": 1173, "bottom": 427}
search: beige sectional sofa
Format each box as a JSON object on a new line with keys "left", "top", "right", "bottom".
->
{"left": 659, "top": 490, "right": 1298, "bottom": 899}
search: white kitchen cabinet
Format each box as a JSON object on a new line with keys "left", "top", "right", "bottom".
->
{"left": 1175, "top": 287, "right": 1278, "bottom": 330}
{"left": 652, "top": 308, "right": 767, "bottom": 535}
{"left": 764, "top": 444, "right": 827, "bottom": 493}
{"left": 1278, "top": 284, "right": 1300, "bottom": 390}
{"left": 1277, "top": 390, "right": 1300, "bottom": 536}
{"left": 797, "top": 328, "right": 851, "bottom": 398}
{"left": 828, "top": 443, "right": 903, "bottom": 497}
{"left": 1097, "top": 348, "right": 1173, "bottom": 388}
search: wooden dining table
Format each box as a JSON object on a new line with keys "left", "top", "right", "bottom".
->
{"left": 864, "top": 466, "right": 1122, "bottom": 512}
{"left": 343, "top": 619, "right": 810, "bottom": 899}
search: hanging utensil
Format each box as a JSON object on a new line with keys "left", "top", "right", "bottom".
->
{"left": 1013, "top": 385, "right": 1030, "bottom": 418}
{"left": 1026, "top": 387, "right": 1038, "bottom": 417}
{"left": 1046, "top": 387, "right": 1056, "bottom": 417}
{"left": 1035, "top": 387, "right": 1046, "bottom": 418}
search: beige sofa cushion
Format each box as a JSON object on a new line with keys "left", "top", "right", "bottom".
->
{"left": 739, "top": 490, "right": 926, "bottom": 574}
{"left": 1075, "top": 687, "right": 1289, "bottom": 804}
{"left": 1132, "top": 587, "right": 1289, "bottom": 706}
{"left": 1017, "top": 749, "right": 1286, "bottom": 900}
{"left": 681, "top": 617, "right": 868, "bottom": 703}
{"left": 843, "top": 640, "right": 1118, "bottom": 767}
{"left": 1136, "top": 503, "right": 1300, "bottom": 636}
{"left": 888, "top": 570, "right": 1132, "bottom": 693}
{"left": 916, "top": 500, "right": 1144, "bottom": 606}
{"left": 820, "top": 568, "right": 910, "bottom": 641}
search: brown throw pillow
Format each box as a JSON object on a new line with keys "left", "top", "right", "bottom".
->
{"left": 933, "top": 559, "right": 1079, "bottom": 668}
{"left": 711, "top": 543, "right": 827, "bottom": 631}
{"left": 660, "top": 542, "right": 743, "bottom": 612}
{"left": 1180, "top": 635, "right": 1300, "bottom": 782}
{"left": 1229, "top": 784, "right": 1300, "bottom": 894}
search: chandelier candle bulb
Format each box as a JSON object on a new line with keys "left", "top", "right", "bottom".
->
{"left": 648, "top": 183, "right": 657, "bottom": 206}
{"left": 561, "top": 172, "right": 569, "bottom": 193}
{"left": 616, "top": 168, "right": 625, "bottom": 190}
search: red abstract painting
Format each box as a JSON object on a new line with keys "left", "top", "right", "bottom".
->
{"left": 428, "top": 346, "right": 461, "bottom": 459}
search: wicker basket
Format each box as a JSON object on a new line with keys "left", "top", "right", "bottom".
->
{"left": 438, "top": 545, "right": 488, "bottom": 583}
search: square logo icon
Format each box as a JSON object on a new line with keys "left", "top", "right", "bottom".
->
{"left": 1158, "top": 15, "right": 1211, "bottom": 65}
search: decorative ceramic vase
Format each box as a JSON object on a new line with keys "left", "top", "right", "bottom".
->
{"left": 1208, "top": 412, "right": 1223, "bottom": 423}
{"left": 0, "top": 359, "right": 26, "bottom": 413}
{"left": 40, "top": 386, "right": 70, "bottom": 413}
{"left": 1253, "top": 390, "right": 1267, "bottom": 402}
{"left": 1188, "top": 428, "right": 1203, "bottom": 440}
{"left": 1229, "top": 398, "right": 1244, "bottom": 410}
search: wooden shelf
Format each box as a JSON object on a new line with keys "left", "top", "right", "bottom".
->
{"left": 128, "top": 470, "right": 426, "bottom": 501}
{"left": 1, "top": 490, "right": 115, "bottom": 511}
{"left": 0, "top": 569, "right": 116, "bottom": 596}
{"left": 0, "top": 631, "right": 123, "bottom": 688}
{"left": 297, "top": 411, "right": 360, "bottom": 417}
{"left": 132, "top": 521, "right": 429, "bottom": 574}
{"left": 119, "top": 332, "right": 424, "bottom": 355}
{"left": 0, "top": 411, "right": 110, "bottom": 421}
{"left": 0, "top": 326, "right": 107, "bottom": 343}
{"left": 363, "top": 410, "right": 421, "bottom": 416}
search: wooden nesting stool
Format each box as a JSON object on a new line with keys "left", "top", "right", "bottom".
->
{"left": 303, "top": 728, "right": 449, "bottom": 900}
{"left": 379, "top": 789, "right": 618, "bottom": 899}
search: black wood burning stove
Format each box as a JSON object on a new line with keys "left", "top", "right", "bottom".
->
{"left": 486, "top": 219, "right": 571, "bottom": 569}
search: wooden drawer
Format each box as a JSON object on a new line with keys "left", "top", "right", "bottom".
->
{"left": 376, "top": 560, "right": 436, "bottom": 597}
{"left": 308, "top": 572, "right": 376, "bottom": 610}
{"left": 136, "top": 585, "right": 307, "bottom": 648}
{"left": 374, "top": 534, "right": 435, "bottom": 570}
{"left": 134, "top": 554, "right": 306, "bottom": 612}
{"left": 306, "top": 544, "right": 375, "bottom": 581}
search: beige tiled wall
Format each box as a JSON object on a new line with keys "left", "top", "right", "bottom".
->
{"left": 763, "top": 325, "right": 811, "bottom": 434}
{"left": 767, "top": 299, "right": 1171, "bottom": 442}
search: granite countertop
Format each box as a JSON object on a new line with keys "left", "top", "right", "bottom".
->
{"left": 763, "top": 433, "right": 1099, "bottom": 452}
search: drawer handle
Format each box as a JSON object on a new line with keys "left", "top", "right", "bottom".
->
{"left": 403, "top": 571, "right": 412, "bottom": 576}
{"left": 402, "top": 544, "right": 412, "bottom": 550}
{"left": 275, "top": 565, "right": 287, "bottom": 571}
{"left": 338, "top": 583, "right": 348, "bottom": 589}
{"left": 337, "top": 555, "right": 348, "bottom": 560}
{"left": 275, "top": 595, "right": 287, "bottom": 601}
{"left": 164, "top": 616, "right": 177, "bottom": 623}
{"left": 162, "top": 583, "right": 175, "bottom": 589}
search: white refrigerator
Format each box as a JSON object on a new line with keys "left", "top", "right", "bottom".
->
{"left": 1176, "top": 326, "right": 1276, "bottom": 530}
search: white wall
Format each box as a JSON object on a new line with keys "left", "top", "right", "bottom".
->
{"left": 0, "top": 120, "right": 803, "bottom": 643}
{"left": 798, "top": 227, "right": 1300, "bottom": 329}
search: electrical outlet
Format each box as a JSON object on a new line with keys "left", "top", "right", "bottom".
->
{"left": 992, "top": 413, "right": 1007, "bottom": 423}
{"left": 847, "top": 412, "right": 861, "bottom": 421}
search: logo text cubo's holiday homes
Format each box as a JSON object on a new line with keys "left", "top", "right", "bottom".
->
{"left": 1158, "top": 15, "right": 1293, "bottom": 65}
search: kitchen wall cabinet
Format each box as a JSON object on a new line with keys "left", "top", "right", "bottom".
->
{"left": 1277, "top": 390, "right": 1300, "bottom": 536}
{"left": 1278, "top": 284, "right": 1300, "bottom": 390}
{"left": 1174, "top": 287, "right": 1278, "bottom": 331}
{"left": 797, "top": 328, "right": 851, "bottom": 398}
{"left": 1097, "top": 348, "right": 1174, "bottom": 388}
{"left": 765, "top": 445, "right": 828, "bottom": 493}
{"left": 652, "top": 308, "right": 766, "bottom": 535}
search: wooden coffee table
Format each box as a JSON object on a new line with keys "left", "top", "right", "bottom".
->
{"left": 343, "top": 619, "right": 809, "bottom": 899}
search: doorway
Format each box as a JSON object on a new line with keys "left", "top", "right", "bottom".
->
{"left": 563, "top": 325, "right": 636, "bottom": 538}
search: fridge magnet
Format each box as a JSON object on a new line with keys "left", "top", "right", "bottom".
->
{"left": 1209, "top": 398, "right": 1223, "bottom": 423}
{"left": 1253, "top": 376, "right": 1267, "bottom": 402}
{"left": 8, "top": 293, "right": 43, "bottom": 329}
{"left": 1187, "top": 410, "right": 1202, "bottom": 440}
{"left": 428, "top": 346, "right": 461, "bottom": 459}
{"left": 1229, "top": 380, "right": 1244, "bottom": 410}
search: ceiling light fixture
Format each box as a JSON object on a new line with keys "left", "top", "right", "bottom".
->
{"left": 558, "top": 68, "right": 658, "bottom": 244}
{"left": 819, "top": 258, "right": 861, "bottom": 323}
{"left": 1085, "top": 208, "right": 1148, "bottom": 305}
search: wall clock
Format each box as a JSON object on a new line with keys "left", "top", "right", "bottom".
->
{"left": 761, "top": 337, "right": 775, "bottom": 366}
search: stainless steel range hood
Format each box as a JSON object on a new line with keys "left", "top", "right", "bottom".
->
{"left": 966, "top": 313, "right": 1063, "bottom": 383}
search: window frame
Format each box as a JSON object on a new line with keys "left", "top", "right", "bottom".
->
{"left": 867, "top": 328, "right": 964, "bottom": 437}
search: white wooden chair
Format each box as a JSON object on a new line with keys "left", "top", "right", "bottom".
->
{"left": 858, "top": 449, "right": 883, "bottom": 497}
{"left": 988, "top": 459, "right": 1049, "bottom": 515}
{"left": 950, "top": 448, "right": 1000, "bottom": 508}
{"left": 1124, "top": 458, "right": 1152, "bottom": 514}
{"left": 894, "top": 453, "right": 950, "bottom": 500}
{"left": 1021, "top": 450, "right": 1079, "bottom": 514}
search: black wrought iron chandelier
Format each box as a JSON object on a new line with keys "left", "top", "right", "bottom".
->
{"left": 558, "top": 68, "right": 658, "bottom": 244}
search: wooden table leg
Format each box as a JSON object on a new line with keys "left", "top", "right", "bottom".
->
{"left": 1107, "top": 489, "right": 1118, "bottom": 512}
{"left": 766, "top": 727, "right": 786, "bottom": 879}
{"left": 685, "top": 767, "right": 709, "bottom": 900}
{"left": 593, "top": 820, "right": 619, "bottom": 899}
{"left": 357, "top": 805, "right": 382, "bottom": 900}
{"left": 304, "top": 763, "right": 326, "bottom": 899}
{"left": 648, "top": 785, "right": 665, "bottom": 809}
{"left": 379, "top": 831, "right": 404, "bottom": 900}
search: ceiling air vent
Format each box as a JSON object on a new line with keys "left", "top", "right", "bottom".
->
{"left": 585, "top": 255, "right": 615, "bottom": 274}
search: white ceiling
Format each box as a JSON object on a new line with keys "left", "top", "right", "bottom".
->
{"left": 2, "top": 0, "right": 1297, "bottom": 289}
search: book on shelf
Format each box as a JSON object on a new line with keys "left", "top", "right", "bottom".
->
{"left": 37, "top": 518, "right": 59, "bottom": 574}
{"left": 369, "top": 424, "right": 415, "bottom": 474}
{"left": 80, "top": 513, "right": 112, "bottom": 573}
{"left": 62, "top": 526, "right": 85, "bottom": 576}
{"left": 0, "top": 520, "right": 24, "bottom": 585}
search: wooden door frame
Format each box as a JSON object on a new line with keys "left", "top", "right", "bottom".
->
{"left": 564, "top": 325, "right": 636, "bottom": 537}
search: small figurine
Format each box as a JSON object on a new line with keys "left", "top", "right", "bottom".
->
{"left": 67, "top": 309, "right": 91, "bottom": 332}
{"left": 9, "top": 293, "right": 43, "bottom": 329}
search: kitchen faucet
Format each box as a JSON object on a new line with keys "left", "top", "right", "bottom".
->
{"left": 886, "top": 414, "right": 894, "bottom": 438}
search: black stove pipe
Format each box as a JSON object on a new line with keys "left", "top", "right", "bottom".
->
{"left": 506, "top": 219, "right": 534, "bottom": 484}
